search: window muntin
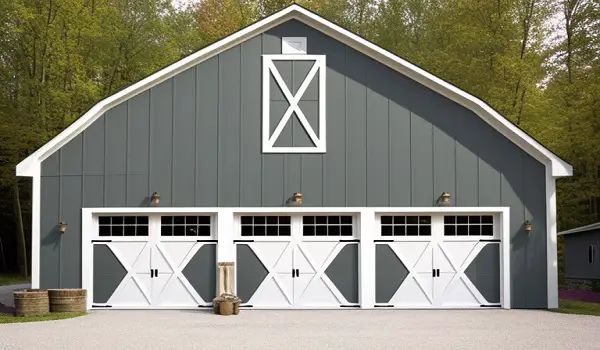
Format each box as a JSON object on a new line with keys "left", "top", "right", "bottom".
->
{"left": 302, "top": 216, "right": 353, "bottom": 236}
{"left": 444, "top": 215, "right": 494, "bottom": 236}
{"left": 381, "top": 216, "right": 431, "bottom": 236}
{"left": 241, "top": 216, "right": 291, "bottom": 237}
{"left": 161, "top": 216, "right": 211, "bottom": 236}
{"left": 99, "top": 216, "right": 149, "bottom": 236}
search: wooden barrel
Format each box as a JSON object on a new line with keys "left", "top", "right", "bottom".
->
{"left": 13, "top": 289, "right": 49, "bottom": 317}
{"left": 48, "top": 289, "right": 87, "bottom": 312}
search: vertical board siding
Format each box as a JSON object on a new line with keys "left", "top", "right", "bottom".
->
{"left": 38, "top": 19, "right": 549, "bottom": 307}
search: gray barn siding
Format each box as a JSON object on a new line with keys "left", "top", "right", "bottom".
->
{"left": 564, "top": 231, "right": 600, "bottom": 280}
{"left": 39, "top": 19, "right": 547, "bottom": 308}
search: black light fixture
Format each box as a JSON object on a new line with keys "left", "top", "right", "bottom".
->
{"left": 59, "top": 221, "right": 68, "bottom": 234}
{"left": 523, "top": 220, "right": 533, "bottom": 232}
{"left": 440, "top": 192, "right": 451, "bottom": 205}
{"left": 150, "top": 192, "right": 160, "bottom": 206}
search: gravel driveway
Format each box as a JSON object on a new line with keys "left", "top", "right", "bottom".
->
{"left": 1, "top": 309, "right": 600, "bottom": 349}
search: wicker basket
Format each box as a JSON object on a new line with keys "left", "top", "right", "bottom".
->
{"left": 219, "top": 301, "right": 234, "bottom": 316}
{"left": 13, "top": 289, "right": 49, "bottom": 317}
{"left": 48, "top": 289, "right": 87, "bottom": 312}
{"left": 214, "top": 293, "right": 241, "bottom": 315}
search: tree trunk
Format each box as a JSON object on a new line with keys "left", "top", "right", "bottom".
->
{"left": 13, "top": 182, "right": 28, "bottom": 278}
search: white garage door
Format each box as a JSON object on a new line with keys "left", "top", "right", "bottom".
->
{"left": 235, "top": 215, "right": 360, "bottom": 309}
{"left": 375, "top": 214, "right": 501, "bottom": 309}
{"left": 90, "top": 215, "right": 217, "bottom": 309}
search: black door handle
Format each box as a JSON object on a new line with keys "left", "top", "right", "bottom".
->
{"left": 296, "top": 269, "right": 299, "bottom": 276}
{"left": 151, "top": 269, "right": 154, "bottom": 278}
{"left": 292, "top": 269, "right": 296, "bottom": 278}
{"left": 436, "top": 269, "right": 440, "bottom": 277}
{"left": 432, "top": 269, "right": 435, "bottom": 277}
{"left": 155, "top": 269, "right": 158, "bottom": 277}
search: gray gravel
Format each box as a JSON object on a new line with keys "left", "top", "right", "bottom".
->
{"left": 1, "top": 309, "right": 600, "bottom": 349}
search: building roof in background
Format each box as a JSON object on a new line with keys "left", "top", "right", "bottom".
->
{"left": 558, "top": 222, "right": 600, "bottom": 236}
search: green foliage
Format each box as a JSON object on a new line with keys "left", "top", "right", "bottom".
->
{"left": 0, "top": 273, "right": 30, "bottom": 286}
{"left": 555, "top": 299, "right": 600, "bottom": 316}
{"left": 0, "top": 312, "right": 86, "bottom": 323}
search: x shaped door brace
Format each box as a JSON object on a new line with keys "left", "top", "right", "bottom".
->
{"left": 262, "top": 55, "right": 326, "bottom": 153}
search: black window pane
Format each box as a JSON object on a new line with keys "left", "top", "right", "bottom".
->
{"left": 457, "top": 225, "right": 469, "bottom": 236}
{"left": 124, "top": 216, "right": 136, "bottom": 225}
{"left": 482, "top": 216, "right": 493, "bottom": 224}
{"left": 394, "top": 216, "right": 405, "bottom": 224}
{"left": 186, "top": 226, "right": 198, "bottom": 236}
{"left": 341, "top": 216, "right": 353, "bottom": 225}
{"left": 186, "top": 216, "right": 198, "bottom": 225}
{"left": 328, "top": 216, "right": 340, "bottom": 224}
{"left": 241, "top": 225, "right": 253, "bottom": 236}
{"left": 241, "top": 216, "right": 253, "bottom": 225}
{"left": 419, "top": 216, "right": 431, "bottom": 225}
{"left": 481, "top": 225, "right": 493, "bottom": 236}
{"left": 394, "top": 225, "right": 405, "bottom": 236}
{"left": 279, "top": 216, "right": 291, "bottom": 225}
{"left": 161, "top": 216, "right": 172, "bottom": 225}
{"left": 316, "top": 216, "right": 327, "bottom": 225}
{"left": 328, "top": 225, "right": 340, "bottom": 236}
{"left": 137, "top": 225, "right": 148, "bottom": 236}
{"left": 197, "top": 226, "right": 211, "bottom": 236}
{"left": 254, "top": 216, "right": 265, "bottom": 225}
{"left": 444, "top": 216, "right": 455, "bottom": 224}
{"left": 174, "top": 216, "right": 185, "bottom": 225}
{"left": 316, "top": 225, "right": 327, "bottom": 236}
{"left": 112, "top": 226, "right": 123, "bottom": 236}
{"left": 161, "top": 225, "right": 173, "bottom": 236}
{"left": 303, "top": 225, "right": 315, "bottom": 236}
{"left": 341, "top": 225, "right": 353, "bottom": 236}
{"left": 174, "top": 225, "right": 185, "bottom": 236}
{"left": 267, "top": 226, "right": 278, "bottom": 236}
{"left": 124, "top": 225, "right": 136, "bottom": 236}
{"left": 303, "top": 216, "right": 314, "bottom": 225}
{"left": 457, "top": 216, "right": 468, "bottom": 224}
{"left": 99, "top": 225, "right": 111, "bottom": 236}
{"left": 469, "top": 216, "right": 481, "bottom": 224}
{"left": 406, "top": 216, "right": 418, "bottom": 225}
{"left": 444, "top": 225, "right": 456, "bottom": 236}
{"left": 267, "top": 216, "right": 278, "bottom": 225}
{"left": 254, "top": 226, "right": 265, "bottom": 236}
{"left": 381, "top": 225, "right": 393, "bottom": 236}
{"left": 406, "top": 226, "right": 418, "bottom": 236}
{"left": 198, "top": 216, "right": 211, "bottom": 225}
{"left": 469, "top": 225, "right": 481, "bottom": 236}
{"left": 279, "top": 226, "right": 291, "bottom": 236}
{"left": 419, "top": 226, "right": 431, "bottom": 236}
{"left": 381, "top": 216, "right": 392, "bottom": 225}
{"left": 137, "top": 216, "right": 148, "bottom": 225}
{"left": 112, "top": 217, "right": 123, "bottom": 225}
{"left": 99, "top": 217, "right": 111, "bottom": 225}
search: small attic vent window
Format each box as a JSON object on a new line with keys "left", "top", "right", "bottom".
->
{"left": 282, "top": 37, "right": 307, "bottom": 54}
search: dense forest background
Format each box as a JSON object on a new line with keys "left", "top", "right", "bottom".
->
{"left": 0, "top": 0, "right": 598, "bottom": 279}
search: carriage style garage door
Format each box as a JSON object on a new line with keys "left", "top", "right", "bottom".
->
{"left": 375, "top": 214, "right": 501, "bottom": 309}
{"left": 235, "top": 215, "right": 359, "bottom": 309}
{"left": 89, "top": 215, "right": 217, "bottom": 309}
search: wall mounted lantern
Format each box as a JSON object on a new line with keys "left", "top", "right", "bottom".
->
{"left": 523, "top": 220, "right": 533, "bottom": 232}
{"left": 150, "top": 192, "right": 161, "bottom": 206}
{"left": 440, "top": 192, "right": 451, "bottom": 205}
{"left": 294, "top": 192, "right": 303, "bottom": 206}
{"left": 58, "top": 221, "right": 68, "bottom": 234}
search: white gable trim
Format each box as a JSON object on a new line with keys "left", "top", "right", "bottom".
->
{"left": 16, "top": 3, "right": 571, "bottom": 178}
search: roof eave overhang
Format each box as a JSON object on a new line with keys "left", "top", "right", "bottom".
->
{"left": 15, "top": 4, "right": 573, "bottom": 179}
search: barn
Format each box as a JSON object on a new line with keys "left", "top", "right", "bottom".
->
{"left": 16, "top": 4, "right": 572, "bottom": 310}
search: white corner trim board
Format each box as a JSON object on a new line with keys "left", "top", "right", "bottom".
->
{"left": 15, "top": 4, "right": 570, "bottom": 177}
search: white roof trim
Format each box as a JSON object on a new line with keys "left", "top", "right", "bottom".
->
{"left": 558, "top": 222, "right": 600, "bottom": 236}
{"left": 16, "top": 4, "right": 572, "bottom": 177}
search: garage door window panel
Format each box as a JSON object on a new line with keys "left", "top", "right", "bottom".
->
{"left": 161, "top": 216, "right": 212, "bottom": 237}
{"left": 380, "top": 216, "right": 431, "bottom": 236}
{"left": 99, "top": 216, "right": 149, "bottom": 237}
{"left": 240, "top": 216, "right": 292, "bottom": 237}
{"left": 302, "top": 216, "right": 354, "bottom": 237}
{"left": 444, "top": 215, "right": 494, "bottom": 237}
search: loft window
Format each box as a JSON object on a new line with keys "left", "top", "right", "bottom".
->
{"left": 282, "top": 37, "right": 307, "bottom": 54}
{"left": 161, "top": 216, "right": 211, "bottom": 236}
{"left": 590, "top": 245, "right": 597, "bottom": 264}
{"left": 381, "top": 216, "right": 431, "bottom": 236}
{"left": 444, "top": 215, "right": 494, "bottom": 236}
{"left": 99, "top": 216, "right": 149, "bottom": 237}
{"left": 302, "top": 216, "right": 353, "bottom": 236}
{"left": 241, "top": 216, "right": 291, "bottom": 236}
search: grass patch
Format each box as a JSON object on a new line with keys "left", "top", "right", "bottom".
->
{"left": 554, "top": 299, "right": 600, "bottom": 316}
{"left": 0, "top": 312, "right": 86, "bottom": 324}
{"left": 0, "top": 273, "right": 30, "bottom": 286}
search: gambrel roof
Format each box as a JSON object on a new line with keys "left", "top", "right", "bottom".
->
{"left": 16, "top": 4, "right": 572, "bottom": 177}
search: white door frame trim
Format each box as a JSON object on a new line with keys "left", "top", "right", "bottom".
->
{"left": 81, "top": 207, "right": 510, "bottom": 310}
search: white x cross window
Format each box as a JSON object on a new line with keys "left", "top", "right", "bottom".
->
{"left": 262, "top": 55, "right": 326, "bottom": 153}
